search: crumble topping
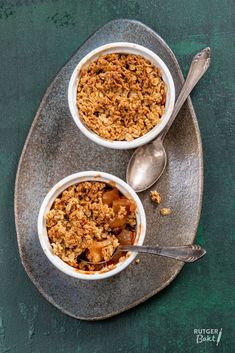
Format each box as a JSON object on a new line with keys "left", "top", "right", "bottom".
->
{"left": 46, "top": 181, "right": 137, "bottom": 272}
{"left": 77, "top": 53, "right": 167, "bottom": 141}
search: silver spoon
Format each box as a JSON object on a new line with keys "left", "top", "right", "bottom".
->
{"left": 78, "top": 243, "right": 206, "bottom": 265}
{"left": 127, "top": 47, "right": 211, "bottom": 192}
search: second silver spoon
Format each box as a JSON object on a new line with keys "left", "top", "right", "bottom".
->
{"left": 126, "top": 47, "right": 211, "bottom": 192}
{"left": 79, "top": 243, "right": 206, "bottom": 265}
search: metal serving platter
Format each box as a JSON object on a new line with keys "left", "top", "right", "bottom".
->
{"left": 15, "top": 19, "right": 203, "bottom": 320}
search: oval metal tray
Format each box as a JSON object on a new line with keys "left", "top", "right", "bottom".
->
{"left": 14, "top": 19, "right": 203, "bottom": 320}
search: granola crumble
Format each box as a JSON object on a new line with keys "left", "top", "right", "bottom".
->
{"left": 150, "top": 190, "right": 161, "bottom": 204}
{"left": 46, "top": 181, "right": 137, "bottom": 272}
{"left": 77, "top": 53, "right": 167, "bottom": 141}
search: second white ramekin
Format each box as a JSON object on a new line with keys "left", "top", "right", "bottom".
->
{"left": 37, "top": 171, "right": 146, "bottom": 280}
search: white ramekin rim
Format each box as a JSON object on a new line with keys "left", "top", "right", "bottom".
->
{"left": 37, "top": 171, "right": 146, "bottom": 280}
{"left": 68, "top": 42, "right": 175, "bottom": 150}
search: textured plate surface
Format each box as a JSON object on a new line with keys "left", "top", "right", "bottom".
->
{"left": 15, "top": 19, "right": 203, "bottom": 320}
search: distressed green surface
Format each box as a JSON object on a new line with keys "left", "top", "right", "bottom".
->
{"left": 0, "top": 0, "right": 234, "bottom": 352}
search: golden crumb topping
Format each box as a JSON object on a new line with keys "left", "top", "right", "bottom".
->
{"left": 77, "top": 53, "right": 167, "bottom": 141}
{"left": 46, "top": 181, "right": 137, "bottom": 272}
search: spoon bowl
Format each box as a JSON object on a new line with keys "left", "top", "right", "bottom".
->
{"left": 127, "top": 139, "right": 167, "bottom": 192}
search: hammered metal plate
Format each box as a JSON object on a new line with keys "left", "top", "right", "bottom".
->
{"left": 15, "top": 19, "right": 203, "bottom": 320}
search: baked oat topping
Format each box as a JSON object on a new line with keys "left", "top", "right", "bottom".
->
{"left": 160, "top": 207, "right": 171, "bottom": 216}
{"left": 77, "top": 53, "right": 167, "bottom": 141}
{"left": 150, "top": 190, "right": 161, "bottom": 204}
{"left": 46, "top": 181, "right": 137, "bottom": 272}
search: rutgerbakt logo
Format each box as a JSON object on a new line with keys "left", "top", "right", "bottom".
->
{"left": 194, "top": 328, "right": 223, "bottom": 345}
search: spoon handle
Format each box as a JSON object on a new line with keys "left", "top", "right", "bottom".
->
{"left": 161, "top": 47, "right": 211, "bottom": 141}
{"left": 119, "top": 244, "right": 206, "bottom": 262}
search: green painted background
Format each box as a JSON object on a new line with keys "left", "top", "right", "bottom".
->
{"left": 0, "top": 0, "right": 234, "bottom": 352}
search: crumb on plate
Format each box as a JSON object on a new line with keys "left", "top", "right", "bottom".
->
{"left": 150, "top": 190, "right": 161, "bottom": 204}
{"left": 160, "top": 207, "right": 171, "bottom": 216}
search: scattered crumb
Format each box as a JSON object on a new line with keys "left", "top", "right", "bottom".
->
{"left": 135, "top": 258, "right": 140, "bottom": 264}
{"left": 160, "top": 208, "right": 171, "bottom": 216}
{"left": 150, "top": 190, "right": 161, "bottom": 204}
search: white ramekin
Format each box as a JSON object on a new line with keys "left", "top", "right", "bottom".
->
{"left": 37, "top": 171, "right": 146, "bottom": 280}
{"left": 68, "top": 42, "right": 175, "bottom": 149}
